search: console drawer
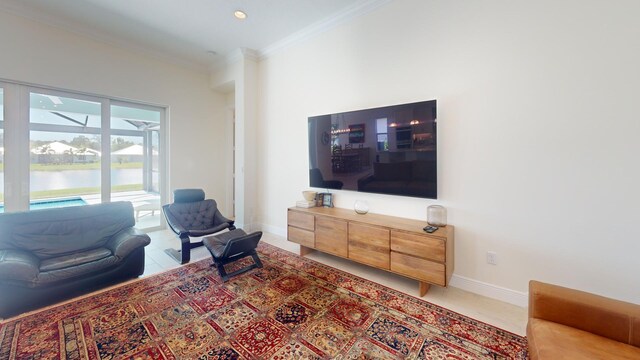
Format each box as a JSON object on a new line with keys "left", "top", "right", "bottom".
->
{"left": 287, "top": 226, "right": 314, "bottom": 247}
{"left": 315, "top": 216, "right": 348, "bottom": 257}
{"left": 348, "top": 222, "right": 390, "bottom": 269}
{"left": 391, "top": 230, "right": 445, "bottom": 263}
{"left": 390, "top": 252, "right": 446, "bottom": 286}
{"left": 288, "top": 210, "right": 315, "bottom": 231}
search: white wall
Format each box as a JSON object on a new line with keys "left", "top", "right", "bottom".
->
{"left": 210, "top": 50, "right": 260, "bottom": 230}
{"left": 257, "top": 0, "right": 640, "bottom": 304}
{"left": 0, "top": 11, "right": 230, "bottom": 211}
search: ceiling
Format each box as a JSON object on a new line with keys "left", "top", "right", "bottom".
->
{"left": 0, "top": 0, "right": 390, "bottom": 72}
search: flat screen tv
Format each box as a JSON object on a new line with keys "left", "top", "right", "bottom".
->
{"left": 308, "top": 100, "right": 437, "bottom": 199}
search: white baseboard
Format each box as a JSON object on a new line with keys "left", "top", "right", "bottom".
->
{"left": 449, "top": 274, "right": 528, "bottom": 308}
{"left": 257, "top": 222, "right": 528, "bottom": 308}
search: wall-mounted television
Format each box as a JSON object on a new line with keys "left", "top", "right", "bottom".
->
{"left": 308, "top": 100, "right": 437, "bottom": 199}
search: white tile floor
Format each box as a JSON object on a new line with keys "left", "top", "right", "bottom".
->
{"left": 146, "top": 229, "right": 528, "bottom": 336}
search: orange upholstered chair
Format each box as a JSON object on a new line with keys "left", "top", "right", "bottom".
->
{"left": 527, "top": 280, "right": 640, "bottom": 359}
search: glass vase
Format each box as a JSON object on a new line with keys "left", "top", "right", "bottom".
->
{"left": 427, "top": 205, "right": 447, "bottom": 226}
{"left": 354, "top": 200, "right": 369, "bottom": 215}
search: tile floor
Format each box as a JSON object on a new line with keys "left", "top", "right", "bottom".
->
{"left": 147, "top": 229, "right": 528, "bottom": 336}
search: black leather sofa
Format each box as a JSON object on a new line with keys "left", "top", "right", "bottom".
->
{"left": 357, "top": 160, "right": 437, "bottom": 198}
{"left": 309, "top": 168, "right": 344, "bottom": 190}
{"left": 0, "top": 201, "right": 150, "bottom": 318}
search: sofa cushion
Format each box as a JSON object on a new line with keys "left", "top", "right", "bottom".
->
{"left": 203, "top": 236, "right": 228, "bottom": 259}
{"left": 0, "top": 202, "right": 135, "bottom": 260}
{"left": 35, "top": 255, "right": 119, "bottom": 286}
{"left": 39, "top": 247, "right": 112, "bottom": 272}
{"left": 203, "top": 229, "right": 248, "bottom": 258}
{"left": 527, "top": 318, "right": 640, "bottom": 360}
{"left": 373, "top": 162, "right": 412, "bottom": 181}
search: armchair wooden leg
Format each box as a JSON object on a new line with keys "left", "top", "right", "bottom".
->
{"left": 180, "top": 237, "right": 192, "bottom": 264}
{"left": 251, "top": 252, "right": 263, "bottom": 268}
{"left": 216, "top": 263, "right": 229, "bottom": 282}
{"left": 164, "top": 235, "right": 195, "bottom": 264}
{"left": 164, "top": 248, "right": 184, "bottom": 264}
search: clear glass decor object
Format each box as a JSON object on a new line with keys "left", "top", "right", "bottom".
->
{"left": 354, "top": 200, "right": 369, "bottom": 215}
{"left": 427, "top": 205, "right": 447, "bottom": 226}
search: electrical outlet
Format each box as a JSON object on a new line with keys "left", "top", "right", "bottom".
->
{"left": 486, "top": 251, "right": 498, "bottom": 265}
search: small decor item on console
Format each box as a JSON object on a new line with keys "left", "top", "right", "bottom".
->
{"left": 302, "top": 190, "right": 317, "bottom": 201}
{"left": 295, "top": 200, "right": 316, "bottom": 208}
{"left": 423, "top": 225, "right": 438, "bottom": 233}
{"left": 353, "top": 200, "right": 369, "bottom": 214}
{"left": 321, "top": 192, "right": 333, "bottom": 207}
{"left": 427, "top": 204, "right": 447, "bottom": 226}
{"left": 297, "top": 190, "right": 317, "bottom": 208}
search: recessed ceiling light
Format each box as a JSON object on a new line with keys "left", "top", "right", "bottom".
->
{"left": 234, "top": 10, "right": 247, "bottom": 20}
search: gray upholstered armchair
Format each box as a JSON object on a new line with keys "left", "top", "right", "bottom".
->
{"left": 162, "top": 189, "right": 235, "bottom": 264}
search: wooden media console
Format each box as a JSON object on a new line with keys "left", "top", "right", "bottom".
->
{"left": 287, "top": 206, "right": 454, "bottom": 296}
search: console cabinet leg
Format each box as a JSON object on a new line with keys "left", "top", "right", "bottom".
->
{"left": 300, "top": 245, "right": 314, "bottom": 256}
{"left": 419, "top": 282, "right": 431, "bottom": 297}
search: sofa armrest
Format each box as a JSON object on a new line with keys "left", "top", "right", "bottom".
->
{"left": 106, "top": 228, "right": 151, "bottom": 259}
{"left": 0, "top": 249, "right": 40, "bottom": 282}
{"left": 529, "top": 280, "right": 640, "bottom": 345}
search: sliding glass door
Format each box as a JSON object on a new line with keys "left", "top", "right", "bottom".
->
{"left": 1, "top": 83, "right": 165, "bottom": 229}
{"left": 110, "top": 103, "right": 162, "bottom": 228}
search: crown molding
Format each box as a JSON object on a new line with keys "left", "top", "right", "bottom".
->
{"left": 258, "top": 0, "right": 394, "bottom": 60}
{"left": 210, "top": 47, "right": 260, "bottom": 72}
{"left": 240, "top": 48, "right": 260, "bottom": 62}
{"left": 0, "top": 0, "right": 393, "bottom": 74}
{"left": 225, "top": 48, "right": 246, "bottom": 65}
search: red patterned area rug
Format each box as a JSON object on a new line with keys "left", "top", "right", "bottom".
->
{"left": 0, "top": 243, "right": 528, "bottom": 359}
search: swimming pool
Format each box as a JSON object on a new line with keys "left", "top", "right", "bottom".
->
{"left": 0, "top": 197, "right": 87, "bottom": 213}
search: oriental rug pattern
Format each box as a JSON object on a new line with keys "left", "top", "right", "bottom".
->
{"left": 0, "top": 243, "right": 528, "bottom": 359}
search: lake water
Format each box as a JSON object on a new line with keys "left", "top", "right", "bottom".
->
{"left": 0, "top": 168, "right": 142, "bottom": 192}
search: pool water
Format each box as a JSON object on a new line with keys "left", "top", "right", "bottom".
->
{"left": 0, "top": 197, "right": 87, "bottom": 213}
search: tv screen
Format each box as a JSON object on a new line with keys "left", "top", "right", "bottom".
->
{"left": 308, "top": 100, "right": 437, "bottom": 199}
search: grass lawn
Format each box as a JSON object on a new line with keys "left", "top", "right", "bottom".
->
{"left": 0, "top": 162, "right": 143, "bottom": 171}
